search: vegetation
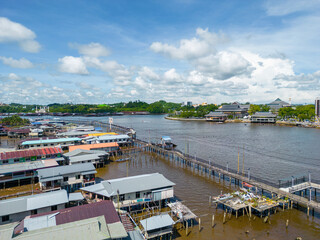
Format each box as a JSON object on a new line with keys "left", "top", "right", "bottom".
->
{"left": 278, "top": 105, "right": 315, "bottom": 121}
{"left": 170, "top": 104, "right": 219, "bottom": 118}
{"left": 0, "top": 115, "right": 30, "bottom": 126}
{"left": 248, "top": 104, "right": 271, "bottom": 115}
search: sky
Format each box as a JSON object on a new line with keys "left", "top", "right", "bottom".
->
{"left": 0, "top": 0, "right": 320, "bottom": 105}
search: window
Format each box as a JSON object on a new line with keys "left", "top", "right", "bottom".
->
{"left": 14, "top": 159, "right": 19, "bottom": 163}
{"left": 51, "top": 205, "right": 57, "bottom": 211}
{"left": 3, "top": 160, "right": 8, "bottom": 164}
{"left": 37, "top": 145, "right": 40, "bottom": 147}
{"left": 76, "top": 175, "right": 80, "bottom": 180}
{"left": 63, "top": 176, "right": 69, "bottom": 182}
{"left": 136, "top": 192, "right": 140, "bottom": 198}
{"left": 2, "top": 215, "right": 9, "bottom": 222}
{"left": 119, "top": 194, "right": 125, "bottom": 201}
{"left": 31, "top": 209, "right": 37, "bottom": 215}
{"left": 44, "top": 144, "right": 48, "bottom": 146}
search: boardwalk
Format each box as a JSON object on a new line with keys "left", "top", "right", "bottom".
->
{"left": 141, "top": 141, "right": 320, "bottom": 214}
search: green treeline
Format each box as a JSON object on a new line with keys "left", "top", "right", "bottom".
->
{"left": 0, "top": 101, "right": 182, "bottom": 114}
{"left": 0, "top": 115, "right": 30, "bottom": 126}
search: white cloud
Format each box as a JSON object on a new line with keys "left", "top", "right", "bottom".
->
{"left": 264, "top": 0, "right": 320, "bottom": 16}
{"left": 0, "top": 17, "right": 41, "bottom": 53}
{"left": 72, "top": 42, "right": 110, "bottom": 57}
{"left": 58, "top": 56, "right": 89, "bottom": 75}
{"left": 150, "top": 28, "right": 226, "bottom": 60}
{"left": 0, "top": 56, "right": 33, "bottom": 68}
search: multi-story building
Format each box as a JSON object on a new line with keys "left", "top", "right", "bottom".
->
{"left": 315, "top": 97, "right": 320, "bottom": 119}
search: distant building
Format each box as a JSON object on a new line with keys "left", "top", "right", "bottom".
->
{"left": 19, "top": 137, "right": 82, "bottom": 151}
{"left": 267, "top": 98, "right": 291, "bottom": 110}
{"left": 64, "top": 149, "right": 109, "bottom": 168}
{"left": 0, "top": 190, "right": 68, "bottom": 225}
{"left": 251, "top": 112, "right": 277, "bottom": 123}
{"left": 205, "top": 112, "right": 228, "bottom": 122}
{"left": 315, "top": 97, "right": 320, "bottom": 119}
{"left": 85, "top": 134, "right": 131, "bottom": 147}
{"left": 69, "top": 142, "right": 119, "bottom": 155}
{"left": 186, "top": 101, "right": 193, "bottom": 107}
{"left": 216, "top": 102, "right": 248, "bottom": 118}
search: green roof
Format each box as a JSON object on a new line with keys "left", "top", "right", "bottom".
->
{"left": 21, "top": 138, "right": 82, "bottom": 146}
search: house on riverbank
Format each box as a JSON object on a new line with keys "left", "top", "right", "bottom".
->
{"left": 64, "top": 148, "right": 109, "bottom": 168}
{"left": 216, "top": 102, "right": 249, "bottom": 118}
{"left": 81, "top": 173, "right": 175, "bottom": 208}
{"left": 205, "top": 112, "right": 228, "bottom": 122}
{"left": 251, "top": 112, "right": 277, "bottom": 123}
{"left": 19, "top": 137, "right": 82, "bottom": 151}
{"left": 11, "top": 200, "right": 128, "bottom": 239}
{"left": 37, "top": 163, "right": 96, "bottom": 192}
{"left": 0, "top": 190, "right": 68, "bottom": 225}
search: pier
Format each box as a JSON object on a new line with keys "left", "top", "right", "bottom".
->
{"left": 138, "top": 140, "right": 320, "bottom": 216}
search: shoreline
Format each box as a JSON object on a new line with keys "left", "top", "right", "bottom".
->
{"left": 165, "top": 116, "right": 320, "bottom": 129}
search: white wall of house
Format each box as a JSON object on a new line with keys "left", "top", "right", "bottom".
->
{"left": 0, "top": 203, "right": 65, "bottom": 225}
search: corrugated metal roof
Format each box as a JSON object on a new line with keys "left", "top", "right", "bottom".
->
{"left": 14, "top": 216, "right": 113, "bottom": 240}
{"left": 81, "top": 173, "right": 175, "bottom": 197}
{"left": 0, "top": 190, "right": 68, "bottom": 216}
{"left": 69, "top": 154, "right": 102, "bottom": 163}
{"left": 37, "top": 163, "right": 96, "bottom": 179}
{"left": 95, "top": 134, "right": 130, "bottom": 141}
{"left": 21, "top": 138, "right": 81, "bottom": 146}
{"left": 64, "top": 148, "right": 107, "bottom": 157}
{"left": 0, "top": 147, "right": 62, "bottom": 161}
{"left": 140, "top": 214, "right": 174, "bottom": 231}
{"left": 68, "top": 192, "right": 84, "bottom": 202}
{"left": 0, "top": 160, "right": 55, "bottom": 174}
{"left": 69, "top": 142, "right": 118, "bottom": 152}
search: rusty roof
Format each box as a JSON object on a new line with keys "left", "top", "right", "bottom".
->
{"left": 69, "top": 142, "right": 119, "bottom": 151}
{"left": 0, "top": 146, "right": 63, "bottom": 161}
{"left": 14, "top": 200, "right": 120, "bottom": 234}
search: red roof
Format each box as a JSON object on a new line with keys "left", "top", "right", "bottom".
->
{"left": 14, "top": 200, "right": 120, "bottom": 234}
{"left": 0, "top": 146, "right": 63, "bottom": 161}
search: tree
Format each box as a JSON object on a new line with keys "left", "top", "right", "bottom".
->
{"left": 248, "top": 105, "right": 261, "bottom": 115}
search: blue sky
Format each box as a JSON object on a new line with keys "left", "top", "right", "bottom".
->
{"left": 0, "top": 0, "right": 320, "bottom": 104}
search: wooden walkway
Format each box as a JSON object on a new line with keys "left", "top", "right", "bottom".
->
{"left": 139, "top": 141, "right": 320, "bottom": 214}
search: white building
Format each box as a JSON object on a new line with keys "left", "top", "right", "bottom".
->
{"left": 0, "top": 190, "right": 68, "bottom": 225}
{"left": 81, "top": 173, "right": 175, "bottom": 208}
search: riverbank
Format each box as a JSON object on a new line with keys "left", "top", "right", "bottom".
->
{"left": 165, "top": 116, "right": 320, "bottom": 129}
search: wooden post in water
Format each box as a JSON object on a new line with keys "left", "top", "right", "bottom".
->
{"left": 199, "top": 218, "right": 201, "bottom": 231}
{"left": 212, "top": 215, "right": 215, "bottom": 228}
{"left": 291, "top": 201, "right": 293, "bottom": 209}
{"left": 186, "top": 221, "right": 188, "bottom": 236}
{"left": 236, "top": 210, "right": 238, "bottom": 218}
{"left": 286, "top": 219, "right": 289, "bottom": 228}
{"left": 249, "top": 206, "right": 252, "bottom": 218}
{"left": 209, "top": 196, "right": 212, "bottom": 206}
{"left": 223, "top": 212, "right": 226, "bottom": 224}
{"left": 307, "top": 206, "right": 310, "bottom": 217}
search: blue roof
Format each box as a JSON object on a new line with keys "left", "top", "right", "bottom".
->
{"left": 21, "top": 137, "right": 82, "bottom": 146}
{"left": 31, "top": 122, "right": 42, "bottom": 125}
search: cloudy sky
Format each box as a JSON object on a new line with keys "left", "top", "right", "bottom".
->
{"left": 0, "top": 0, "right": 319, "bottom": 104}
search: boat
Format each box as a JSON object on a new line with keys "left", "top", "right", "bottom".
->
{"left": 158, "top": 136, "right": 177, "bottom": 150}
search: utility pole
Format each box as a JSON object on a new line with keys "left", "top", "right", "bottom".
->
{"left": 242, "top": 145, "right": 245, "bottom": 177}
{"left": 237, "top": 146, "right": 240, "bottom": 173}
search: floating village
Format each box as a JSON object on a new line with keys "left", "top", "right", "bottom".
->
{"left": 0, "top": 117, "right": 319, "bottom": 240}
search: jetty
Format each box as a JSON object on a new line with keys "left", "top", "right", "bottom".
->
{"left": 137, "top": 140, "right": 320, "bottom": 216}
